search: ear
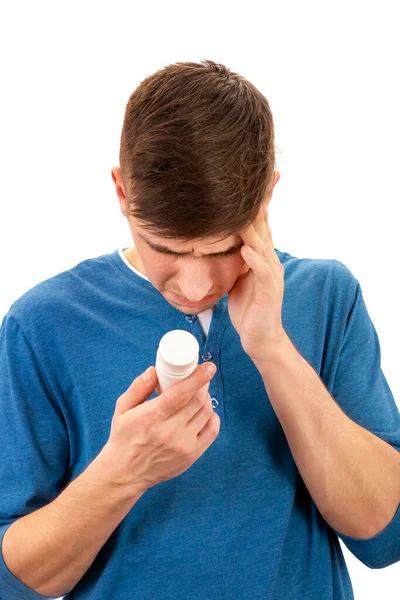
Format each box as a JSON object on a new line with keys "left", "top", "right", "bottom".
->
{"left": 264, "top": 171, "right": 280, "bottom": 204}
{"left": 112, "top": 167, "right": 129, "bottom": 217}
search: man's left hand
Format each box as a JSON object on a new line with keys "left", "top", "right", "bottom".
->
{"left": 228, "top": 203, "right": 287, "bottom": 363}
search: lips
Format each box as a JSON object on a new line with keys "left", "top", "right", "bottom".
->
{"left": 173, "top": 293, "right": 213, "bottom": 307}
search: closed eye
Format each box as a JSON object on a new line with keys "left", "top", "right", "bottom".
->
{"left": 139, "top": 232, "right": 244, "bottom": 258}
{"left": 157, "top": 247, "right": 241, "bottom": 258}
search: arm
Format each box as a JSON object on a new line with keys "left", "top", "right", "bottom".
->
{"left": 254, "top": 334, "right": 400, "bottom": 539}
{"left": 249, "top": 271, "right": 400, "bottom": 570}
{"left": 2, "top": 447, "right": 147, "bottom": 598}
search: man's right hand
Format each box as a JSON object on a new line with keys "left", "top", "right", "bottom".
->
{"left": 102, "top": 361, "right": 219, "bottom": 494}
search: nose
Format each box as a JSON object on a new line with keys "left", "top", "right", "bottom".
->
{"left": 177, "top": 262, "right": 214, "bottom": 302}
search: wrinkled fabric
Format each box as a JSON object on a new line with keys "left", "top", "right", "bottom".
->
{"left": 0, "top": 247, "right": 399, "bottom": 600}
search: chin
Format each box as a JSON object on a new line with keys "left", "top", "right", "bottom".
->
{"left": 180, "top": 303, "right": 214, "bottom": 313}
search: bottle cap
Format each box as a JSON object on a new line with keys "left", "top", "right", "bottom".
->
{"left": 157, "top": 330, "right": 199, "bottom": 378}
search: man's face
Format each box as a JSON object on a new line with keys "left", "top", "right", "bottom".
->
{"left": 112, "top": 166, "right": 276, "bottom": 314}
{"left": 126, "top": 218, "right": 250, "bottom": 313}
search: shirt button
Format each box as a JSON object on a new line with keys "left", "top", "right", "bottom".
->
{"left": 201, "top": 351, "right": 213, "bottom": 361}
{"left": 211, "top": 398, "right": 219, "bottom": 409}
{"left": 185, "top": 314, "right": 197, "bottom": 323}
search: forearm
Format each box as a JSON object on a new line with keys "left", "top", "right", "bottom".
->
{"left": 254, "top": 334, "right": 400, "bottom": 539}
{"left": 2, "top": 447, "right": 147, "bottom": 597}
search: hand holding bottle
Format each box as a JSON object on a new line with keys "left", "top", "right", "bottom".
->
{"left": 102, "top": 361, "right": 218, "bottom": 495}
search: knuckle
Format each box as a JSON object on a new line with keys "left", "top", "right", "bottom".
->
{"left": 137, "top": 413, "right": 154, "bottom": 432}
{"left": 154, "top": 404, "right": 169, "bottom": 420}
{"left": 158, "top": 386, "right": 186, "bottom": 417}
{"left": 173, "top": 441, "right": 191, "bottom": 458}
{"left": 155, "top": 426, "right": 171, "bottom": 447}
{"left": 168, "top": 387, "right": 189, "bottom": 408}
{"left": 205, "top": 397, "right": 214, "bottom": 414}
{"left": 197, "top": 391, "right": 208, "bottom": 410}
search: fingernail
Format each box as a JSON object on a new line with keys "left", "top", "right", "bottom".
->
{"left": 206, "top": 364, "right": 216, "bottom": 377}
{"left": 143, "top": 366, "right": 152, "bottom": 383}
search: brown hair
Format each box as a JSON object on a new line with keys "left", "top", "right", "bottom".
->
{"left": 119, "top": 59, "right": 278, "bottom": 241}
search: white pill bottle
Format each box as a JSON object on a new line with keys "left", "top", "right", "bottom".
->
{"left": 155, "top": 330, "right": 200, "bottom": 395}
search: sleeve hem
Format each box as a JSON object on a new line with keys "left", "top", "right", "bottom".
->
{"left": 0, "top": 523, "right": 61, "bottom": 599}
{"left": 331, "top": 503, "right": 400, "bottom": 568}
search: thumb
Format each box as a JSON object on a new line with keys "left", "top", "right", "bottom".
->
{"left": 115, "top": 366, "right": 157, "bottom": 416}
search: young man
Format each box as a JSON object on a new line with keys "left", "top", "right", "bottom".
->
{"left": 0, "top": 60, "right": 399, "bottom": 599}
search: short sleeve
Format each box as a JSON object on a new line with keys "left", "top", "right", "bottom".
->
{"left": 0, "top": 313, "right": 70, "bottom": 599}
{"left": 329, "top": 276, "right": 400, "bottom": 569}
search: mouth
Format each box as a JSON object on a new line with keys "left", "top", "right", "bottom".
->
{"left": 172, "top": 293, "right": 214, "bottom": 307}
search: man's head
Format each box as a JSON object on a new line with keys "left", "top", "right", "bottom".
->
{"left": 113, "top": 59, "right": 280, "bottom": 312}
{"left": 112, "top": 166, "right": 280, "bottom": 313}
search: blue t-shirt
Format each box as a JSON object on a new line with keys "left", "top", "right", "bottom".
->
{"left": 0, "top": 247, "right": 399, "bottom": 600}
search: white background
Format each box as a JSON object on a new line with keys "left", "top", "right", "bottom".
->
{"left": 1, "top": 1, "right": 399, "bottom": 598}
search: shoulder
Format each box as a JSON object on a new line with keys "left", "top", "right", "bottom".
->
{"left": 276, "top": 247, "right": 357, "bottom": 283}
{"left": 276, "top": 248, "right": 359, "bottom": 310}
{"left": 5, "top": 252, "right": 112, "bottom": 336}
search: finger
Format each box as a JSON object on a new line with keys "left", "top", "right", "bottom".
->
{"left": 262, "top": 209, "right": 281, "bottom": 267}
{"left": 240, "top": 216, "right": 273, "bottom": 266}
{"left": 251, "top": 205, "right": 280, "bottom": 269}
{"left": 156, "top": 362, "right": 217, "bottom": 419}
{"left": 240, "top": 244, "right": 272, "bottom": 281}
{"left": 258, "top": 205, "right": 275, "bottom": 252}
{"left": 115, "top": 366, "right": 158, "bottom": 416}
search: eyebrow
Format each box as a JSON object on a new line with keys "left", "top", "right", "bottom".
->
{"left": 138, "top": 233, "right": 244, "bottom": 257}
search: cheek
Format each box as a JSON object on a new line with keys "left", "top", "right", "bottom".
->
{"left": 219, "top": 256, "right": 249, "bottom": 282}
{"left": 149, "top": 255, "right": 176, "bottom": 279}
